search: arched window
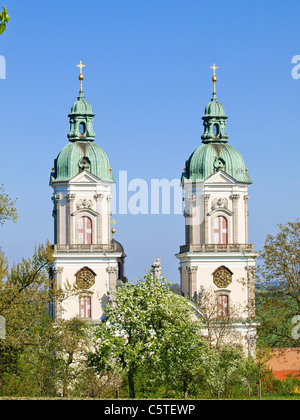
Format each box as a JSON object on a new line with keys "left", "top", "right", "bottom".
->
{"left": 79, "top": 121, "right": 86, "bottom": 135}
{"left": 213, "top": 123, "right": 219, "bottom": 136}
{"left": 214, "top": 216, "right": 228, "bottom": 245}
{"left": 78, "top": 216, "right": 92, "bottom": 245}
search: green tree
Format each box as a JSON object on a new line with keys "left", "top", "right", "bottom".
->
{"left": 0, "top": 242, "right": 55, "bottom": 345}
{"left": 0, "top": 184, "right": 17, "bottom": 226}
{"left": 217, "top": 345, "right": 245, "bottom": 398}
{"left": 0, "top": 241, "right": 96, "bottom": 397}
{"left": 54, "top": 317, "right": 92, "bottom": 398}
{"left": 256, "top": 220, "right": 300, "bottom": 348}
{"left": 0, "top": 243, "right": 57, "bottom": 395}
{"left": 0, "top": 6, "right": 9, "bottom": 35}
{"left": 156, "top": 315, "right": 214, "bottom": 398}
{"left": 0, "top": 242, "right": 82, "bottom": 396}
{"left": 88, "top": 272, "right": 213, "bottom": 398}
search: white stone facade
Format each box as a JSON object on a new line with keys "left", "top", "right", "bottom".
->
{"left": 176, "top": 170, "right": 258, "bottom": 357}
{"left": 50, "top": 171, "right": 123, "bottom": 322}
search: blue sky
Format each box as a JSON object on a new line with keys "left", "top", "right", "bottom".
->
{"left": 0, "top": 0, "right": 300, "bottom": 283}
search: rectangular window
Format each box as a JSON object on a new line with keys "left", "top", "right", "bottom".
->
{"left": 80, "top": 296, "right": 91, "bottom": 318}
{"left": 218, "top": 294, "right": 229, "bottom": 317}
{"left": 214, "top": 216, "right": 228, "bottom": 245}
{"left": 78, "top": 216, "right": 92, "bottom": 245}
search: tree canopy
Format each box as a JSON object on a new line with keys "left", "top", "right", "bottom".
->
{"left": 88, "top": 272, "right": 214, "bottom": 398}
{"left": 256, "top": 220, "right": 300, "bottom": 348}
{"left": 0, "top": 184, "right": 17, "bottom": 226}
{"left": 0, "top": 6, "right": 9, "bottom": 35}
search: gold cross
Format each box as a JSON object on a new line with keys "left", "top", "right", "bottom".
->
{"left": 77, "top": 61, "right": 85, "bottom": 91}
{"left": 77, "top": 60, "right": 86, "bottom": 75}
{"left": 210, "top": 63, "right": 218, "bottom": 94}
{"left": 210, "top": 63, "right": 218, "bottom": 76}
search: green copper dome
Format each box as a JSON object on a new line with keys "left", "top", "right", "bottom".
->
{"left": 183, "top": 143, "right": 252, "bottom": 184}
{"left": 70, "top": 91, "right": 94, "bottom": 116}
{"left": 51, "top": 83, "right": 114, "bottom": 184}
{"left": 203, "top": 92, "right": 226, "bottom": 118}
{"left": 51, "top": 141, "right": 114, "bottom": 183}
{"left": 201, "top": 92, "right": 229, "bottom": 143}
{"left": 183, "top": 80, "right": 251, "bottom": 184}
{"left": 68, "top": 91, "right": 96, "bottom": 142}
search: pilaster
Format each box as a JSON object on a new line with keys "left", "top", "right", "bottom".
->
{"left": 94, "top": 193, "right": 103, "bottom": 244}
{"left": 54, "top": 194, "right": 62, "bottom": 245}
{"left": 231, "top": 194, "right": 240, "bottom": 244}
{"left": 187, "top": 265, "right": 198, "bottom": 299}
{"left": 66, "top": 193, "right": 76, "bottom": 245}
{"left": 244, "top": 195, "right": 249, "bottom": 244}
{"left": 52, "top": 267, "right": 64, "bottom": 318}
{"left": 203, "top": 194, "right": 210, "bottom": 244}
{"left": 107, "top": 266, "right": 118, "bottom": 290}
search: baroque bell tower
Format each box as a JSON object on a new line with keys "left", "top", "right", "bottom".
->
{"left": 176, "top": 66, "right": 258, "bottom": 356}
{"left": 50, "top": 63, "right": 126, "bottom": 322}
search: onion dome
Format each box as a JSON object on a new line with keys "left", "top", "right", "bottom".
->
{"left": 51, "top": 141, "right": 114, "bottom": 183}
{"left": 184, "top": 143, "right": 251, "bottom": 183}
{"left": 50, "top": 62, "right": 114, "bottom": 184}
{"left": 67, "top": 91, "right": 96, "bottom": 142}
{"left": 182, "top": 65, "right": 251, "bottom": 184}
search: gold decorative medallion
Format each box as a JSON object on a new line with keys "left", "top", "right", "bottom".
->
{"left": 213, "top": 266, "right": 232, "bottom": 288}
{"left": 76, "top": 267, "right": 95, "bottom": 289}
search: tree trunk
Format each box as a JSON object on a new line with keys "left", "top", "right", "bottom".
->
{"left": 128, "top": 371, "right": 135, "bottom": 399}
{"left": 183, "top": 380, "right": 188, "bottom": 399}
{"left": 62, "top": 354, "right": 73, "bottom": 398}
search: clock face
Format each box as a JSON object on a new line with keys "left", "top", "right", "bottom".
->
{"left": 213, "top": 268, "right": 232, "bottom": 288}
{"left": 76, "top": 270, "right": 95, "bottom": 289}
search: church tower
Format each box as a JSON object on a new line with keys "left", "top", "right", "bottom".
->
{"left": 50, "top": 63, "right": 126, "bottom": 322}
{"left": 176, "top": 66, "right": 258, "bottom": 356}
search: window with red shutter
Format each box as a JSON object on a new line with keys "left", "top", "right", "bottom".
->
{"left": 214, "top": 216, "right": 228, "bottom": 245}
{"left": 218, "top": 294, "right": 229, "bottom": 317}
{"left": 81, "top": 296, "right": 91, "bottom": 318}
{"left": 78, "top": 216, "right": 92, "bottom": 245}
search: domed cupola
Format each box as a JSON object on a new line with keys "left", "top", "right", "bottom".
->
{"left": 50, "top": 61, "right": 114, "bottom": 184}
{"left": 201, "top": 64, "right": 229, "bottom": 144}
{"left": 183, "top": 65, "right": 251, "bottom": 184}
{"left": 67, "top": 91, "right": 96, "bottom": 142}
{"left": 67, "top": 61, "right": 96, "bottom": 142}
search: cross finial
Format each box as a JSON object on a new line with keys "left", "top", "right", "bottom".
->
{"left": 77, "top": 61, "right": 86, "bottom": 92}
{"left": 210, "top": 63, "right": 218, "bottom": 76}
{"left": 210, "top": 63, "right": 218, "bottom": 94}
{"left": 77, "top": 60, "right": 85, "bottom": 74}
{"left": 111, "top": 219, "right": 117, "bottom": 240}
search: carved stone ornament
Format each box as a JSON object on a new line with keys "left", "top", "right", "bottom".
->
{"left": 107, "top": 266, "right": 118, "bottom": 274}
{"left": 76, "top": 199, "right": 93, "bottom": 210}
{"left": 230, "top": 194, "right": 240, "bottom": 201}
{"left": 53, "top": 267, "right": 64, "bottom": 275}
{"left": 187, "top": 266, "right": 198, "bottom": 274}
{"left": 66, "top": 194, "right": 76, "bottom": 202}
{"left": 211, "top": 197, "right": 228, "bottom": 211}
{"left": 54, "top": 194, "right": 62, "bottom": 203}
